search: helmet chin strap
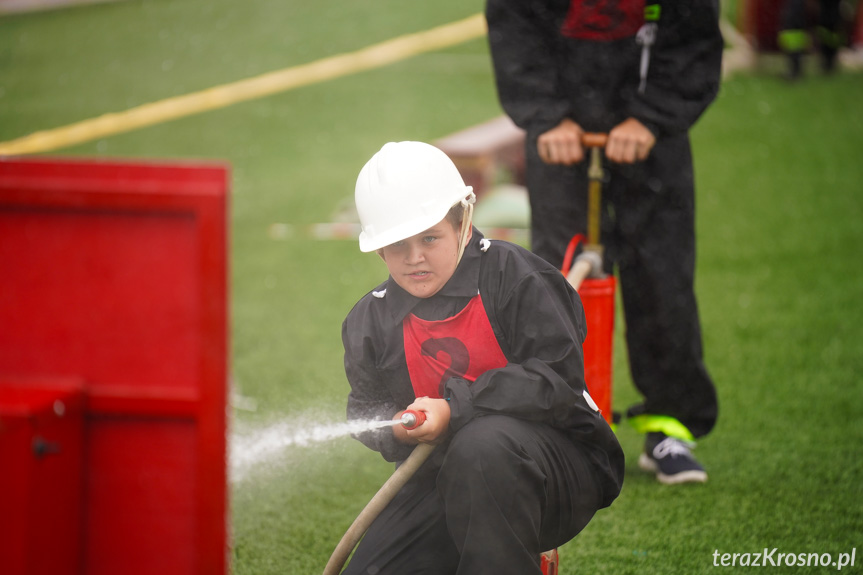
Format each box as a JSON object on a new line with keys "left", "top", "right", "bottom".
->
{"left": 456, "top": 193, "right": 476, "bottom": 266}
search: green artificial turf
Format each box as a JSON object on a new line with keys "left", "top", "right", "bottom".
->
{"left": 2, "top": 1, "right": 862, "bottom": 573}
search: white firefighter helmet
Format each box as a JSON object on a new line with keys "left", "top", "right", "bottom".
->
{"left": 355, "top": 141, "right": 474, "bottom": 252}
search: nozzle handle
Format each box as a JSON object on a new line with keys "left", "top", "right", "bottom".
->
{"left": 582, "top": 133, "right": 608, "bottom": 148}
{"left": 400, "top": 409, "right": 426, "bottom": 430}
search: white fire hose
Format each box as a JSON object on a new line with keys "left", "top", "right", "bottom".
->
{"left": 322, "top": 412, "right": 435, "bottom": 575}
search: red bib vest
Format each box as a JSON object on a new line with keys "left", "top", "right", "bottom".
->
{"left": 403, "top": 295, "right": 508, "bottom": 399}
{"left": 561, "top": 0, "right": 644, "bottom": 41}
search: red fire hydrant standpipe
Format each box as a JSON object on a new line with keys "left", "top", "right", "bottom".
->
{"left": 322, "top": 411, "right": 434, "bottom": 575}
{"left": 557, "top": 133, "right": 616, "bottom": 427}
{"left": 562, "top": 132, "right": 609, "bottom": 291}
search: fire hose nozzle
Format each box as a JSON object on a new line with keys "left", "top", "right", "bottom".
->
{"left": 400, "top": 410, "right": 426, "bottom": 430}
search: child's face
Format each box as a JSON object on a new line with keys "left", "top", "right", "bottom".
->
{"left": 378, "top": 218, "right": 467, "bottom": 299}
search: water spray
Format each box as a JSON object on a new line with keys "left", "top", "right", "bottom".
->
{"left": 230, "top": 407, "right": 433, "bottom": 574}
{"left": 230, "top": 411, "right": 427, "bottom": 484}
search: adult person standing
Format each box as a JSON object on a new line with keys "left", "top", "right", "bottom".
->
{"left": 485, "top": 0, "right": 722, "bottom": 484}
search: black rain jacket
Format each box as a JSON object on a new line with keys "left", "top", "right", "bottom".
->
{"left": 485, "top": 0, "right": 724, "bottom": 138}
{"left": 342, "top": 229, "right": 624, "bottom": 507}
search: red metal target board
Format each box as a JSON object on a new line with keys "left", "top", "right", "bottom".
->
{"left": 0, "top": 156, "right": 230, "bottom": 575}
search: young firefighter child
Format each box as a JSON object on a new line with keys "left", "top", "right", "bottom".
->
{"left": 342, "top": 141, "right": 624, "bottom": 574}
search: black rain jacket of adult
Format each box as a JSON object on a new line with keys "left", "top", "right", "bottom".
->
{"left": 342, "top": 229, "right": 624, "bottom": 507}
{"left": 485, "top": 0, "right": 724, "bottom": 138}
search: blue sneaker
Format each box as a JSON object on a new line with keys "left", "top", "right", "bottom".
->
{"left": 638, "top": 432, "right": 707, "bottom": 485}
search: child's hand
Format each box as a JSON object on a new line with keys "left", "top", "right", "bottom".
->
{"left": 606, "top": 117, "right": 655, "bottom": 164}
{"left": 537, "top": 118, "right": 585, "bottom": 165}
{"left": 394, "top": 397, "right": 451, "bottom": 445}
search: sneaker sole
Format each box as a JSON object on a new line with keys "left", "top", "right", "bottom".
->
{"left": 638, "top": 453, "right": 708, "bottom": 485}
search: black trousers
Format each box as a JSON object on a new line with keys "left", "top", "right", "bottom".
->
{"left": 343, "top": 416, "right": 605, "bottom": 575}
{"left": 525, "top": 131, "right": 718, "bottom": 438}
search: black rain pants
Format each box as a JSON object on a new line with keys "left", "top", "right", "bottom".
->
{"left": 342, "top": 415, "right": 605, "bottom": 575}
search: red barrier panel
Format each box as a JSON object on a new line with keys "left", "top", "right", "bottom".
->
{"left": 855, "top": 1, "right": 863, "bottom": 47}
{"left": 0, "top": 378, "right": 86, "bottom": 575}
{"left": 579, "top": 276, "right": 616, "bottom": 425}
{"left": 0, "top": 157, "right": 230, "bottom": 575}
